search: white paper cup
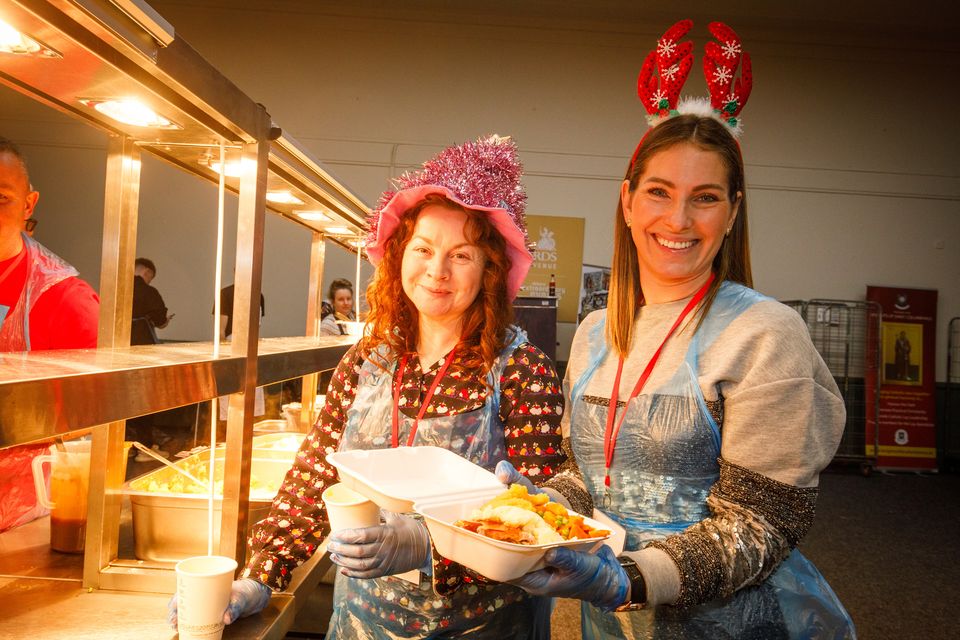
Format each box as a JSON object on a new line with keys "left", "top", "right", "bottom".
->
{"left": 322, "top": 482, "right": 380, "bottom": 533}
{"left": 175, "top": 555, "right": 238, "bottom": 640}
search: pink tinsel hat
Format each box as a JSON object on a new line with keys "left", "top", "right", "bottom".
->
{"left": 365, "top": 135, "right": 532, "bottom": 300}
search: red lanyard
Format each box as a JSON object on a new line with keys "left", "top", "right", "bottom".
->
{"left": 603, "top": 274, "right": 715, "bottom": 487}
{"left": 391, "top": 347, "right": 458, "bottom": 448}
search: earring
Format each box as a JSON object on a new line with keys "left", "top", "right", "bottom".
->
{"left": 625, "top": 219, "right": 632, "bottom": 228}
{"left": 725, "top": 227, "right": 731, "bottom": 236}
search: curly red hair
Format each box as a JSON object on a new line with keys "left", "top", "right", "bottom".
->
{"left": 360, "top": 194, "right": 514, "bottom": 375}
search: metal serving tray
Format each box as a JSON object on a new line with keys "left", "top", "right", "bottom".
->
{"left": 125, "top": 450, "right": 290, "bottom": 562}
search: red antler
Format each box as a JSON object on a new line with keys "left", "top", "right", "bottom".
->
{"left": 637, "top": 19, "right": 694, "bottom": 118}
{"left": 703, "top": 22, "right": 752, "bottom": 123}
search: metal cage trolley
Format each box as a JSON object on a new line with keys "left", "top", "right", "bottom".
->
{"left": 781, "top": 299, "right": 882, "bottom": 475}
{"left": 942, "top": 317, "right": 960, "bottom": 471}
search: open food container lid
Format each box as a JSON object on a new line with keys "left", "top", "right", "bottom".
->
{"left": 325, "top": 446, "right": 502, "bottom": 512}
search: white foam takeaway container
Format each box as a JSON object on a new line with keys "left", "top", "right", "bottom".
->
{"left": 326, "top": 446, "right": 624, "bottom": 582}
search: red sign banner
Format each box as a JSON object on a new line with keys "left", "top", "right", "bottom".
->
{"left": 865, "top": 286, "right": 938, "bottom": 470}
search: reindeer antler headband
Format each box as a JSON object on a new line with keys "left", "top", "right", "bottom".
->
{"left": 637, "top": 20, "right": 752, "bottom": 137}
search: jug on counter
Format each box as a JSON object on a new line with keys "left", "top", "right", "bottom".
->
{"left": 31, "top": 440, "right": 91, "bottom": 553}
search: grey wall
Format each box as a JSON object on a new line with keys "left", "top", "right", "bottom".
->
{"left": 2, "top": 1, "right": 957, "bottom": 378}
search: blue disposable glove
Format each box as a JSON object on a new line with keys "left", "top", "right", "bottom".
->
{"left": 495, "top": 460, "right": 544, "bottom": 495}
{"left": 167, "top": 578, "right": 272, "bottom": 628}
{"left": 327, "top": 510, "right": 430, "bottom": 579}
{"left": 508, "top": 545, "right": 629, "bottom": 612}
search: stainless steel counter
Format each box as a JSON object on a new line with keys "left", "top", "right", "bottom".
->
{"left": 0, "top": 515, "right": 330, "bottom": 640}
{"left": 0, "top": 574, "right": 297, "bottom": 640}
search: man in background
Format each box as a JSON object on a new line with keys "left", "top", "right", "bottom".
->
{"left": 0, "top": 137, "right": 99, "bottom": 532}
{"left": 131, "top": 257, "right": 171, "bottom": 345}
{"left": 217, "top": 282, "right": 264, "bottom": 341}
{"left": 214, "top": 283, "right": 266, "bottom": 430}
{"left": 128, "top": 257, "right": 175, "bottom": 458}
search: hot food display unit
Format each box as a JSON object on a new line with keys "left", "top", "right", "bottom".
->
{"left": 0, "top": 0, "right": 368, "bottom": 636}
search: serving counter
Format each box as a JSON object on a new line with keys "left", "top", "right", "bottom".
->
{"left": 0, "top": 0, "right": 370, "bottom": 635}
{"left": 0, "top": 515, "right": 330, "bottom": 640}
{"left": 0, "top": 338, "right": 349, "bottom": 638}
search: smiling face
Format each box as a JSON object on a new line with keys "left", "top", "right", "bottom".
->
{"left": 621, "top": 143, "right": 741, "bottom": 303}
{"left": 401, "top": 204, "right": 486, "bottom": 329}
{"left": 0, "top": 151, "right": 39, "bottom": 260}
{"left": 332, "top": 287, "right": 353, "bottom": 316}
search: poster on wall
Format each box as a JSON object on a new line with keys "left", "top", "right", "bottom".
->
{"left": 579, "top": 264, "right": 611, "bottom": 322}
{"left": 522, "top": 215, "right": 585, "bottom": 323}
{"left": 865, "top": 285, "right": 938, "bottom": 471}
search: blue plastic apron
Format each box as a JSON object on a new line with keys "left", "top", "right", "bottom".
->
{"left": 570, "top": 282, "right": 856, "bottom": 640}
{"left": 326, "top": 328, "right": 552, "bottom": 639}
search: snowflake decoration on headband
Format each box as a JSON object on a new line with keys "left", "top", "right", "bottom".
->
{"left": 638, "top": 20, "right": 753, "bottom": 137}
{"left": 638, "top": 19, "right": 694, "bottom": 120}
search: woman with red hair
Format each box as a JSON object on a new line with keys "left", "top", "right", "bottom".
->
{"left": 182, "top": 136, "right": 566, "bottom": 639}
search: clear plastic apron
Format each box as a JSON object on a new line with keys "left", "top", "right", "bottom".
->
{"left": 0, "top": 233, "right": 78, "bottom": 352}
{"left": 570, "top": 282, "right": 855, "bottom": 640}
{"left": 326, "top": 328, "right": 551, "bottom": 639}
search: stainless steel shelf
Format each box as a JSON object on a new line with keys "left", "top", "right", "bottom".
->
{"left": 0, "top": 336, "right": 354, "bottom": 448}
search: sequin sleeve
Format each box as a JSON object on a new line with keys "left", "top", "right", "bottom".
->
{"left": 242, "top": 344, "right": 363, "bottom": 591}
{"left": 542, "top": 438, "right": 594, "bottom": 518}
{"left": 645, "top": 301, "right": 844, "bottom": 607}
{"left": 646, "top": 458, "right": 816, "bottom": 606}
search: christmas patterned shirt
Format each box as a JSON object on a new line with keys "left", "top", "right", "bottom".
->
{"left": 243, "top": 340, "right": 565, "bottom": 593}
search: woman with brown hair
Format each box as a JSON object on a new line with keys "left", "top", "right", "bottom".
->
{"left": 500, "top": 21, "right": 855, "bottom": 639}
{"left": 319, "top": 277, "right": 356, "bottom": 336}
{"left": 178, "top": 136, "right": 565, "bottom": 639}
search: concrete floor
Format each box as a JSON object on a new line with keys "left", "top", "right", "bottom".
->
{"left": 548, "top": 469, "right": 960, "bottom": 640}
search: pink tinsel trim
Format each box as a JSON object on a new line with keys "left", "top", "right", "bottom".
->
{"left": 366, "top": 135, "right": 528, "bottom": 247}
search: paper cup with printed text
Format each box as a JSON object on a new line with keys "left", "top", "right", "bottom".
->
{"left": 175, "top": 555, "right": 238, "bottom": 640}
{"left": 322, "top": 482, "right": 381, "bottom": 533}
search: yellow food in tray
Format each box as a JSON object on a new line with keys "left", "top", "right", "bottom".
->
{"left": 131, "top": 457, "right": 279, "bottom": 498}
{"left": 455, "top": 484, "right": 609, "bottom": 545}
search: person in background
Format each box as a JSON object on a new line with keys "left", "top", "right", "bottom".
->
{"left": 214, "top": 282, "right": 267, "bottom": 425}
{"left": 169, "top": 135, "right": 566, "bottom": 638}
{"left": 0, "top": 137, "right": 99, "bottom": 351}
{"left": 128, "top": 257, "right": 173, "bottom": 458}
{"left": 131, "top": 257, "right": 171, "bottom": 346}
{"left": 217, "top": 282, "right": 264, "bottom": 342}
{"left": 319, "top": 278, "right": 356, "bottom": 336}
{"left": 498, "top": 21, "right": 856, "bottom": 638}
{"left": 0, "top": 136, "right": 99, "bottom": 532}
